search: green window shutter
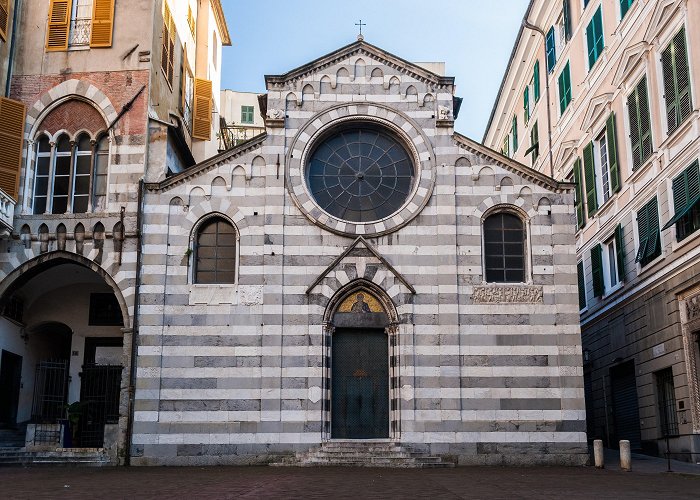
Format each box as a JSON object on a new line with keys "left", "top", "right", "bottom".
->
{"left": 558, "top": 63, "right": 572, "bottom": 114}
{"left": 628, "top": 76, "right": 653, "bottom": 170}
{"left": 533, "top": 61, "right": 541, "bottom": 102}
{"left": 672, "top": 169, "right": 689, "bottom": 216}
{"left": 546, "top": 27, "right": 556, "bottom": 73}
{"left": 615, "top": 223, "right": 626, "bottom": 281}
{"left": 663, "top": 160, "right": 700, "bottom": 233}
{"left": 573, "top": 158, "right": 585, "bottom": 229}
{"left": 583, "top": 142, "right": 598, "bottom": 216}
{"left": 620, "top": 0, "right": 633, "bottom": 20}
{"left": 635, "top": 202, "right": 649, "bottom": 263}
{"left": 663, "top": 29, "right": 692, "bottom": 134}
{"left": 645, "top": 197, "right": 660, "bottom": 259}
{"left": 577, "top": 261, "right": 587, "bottom": 310}
{"left": 530, "top": 121, "right": 539, "bottom": 163}
{"left": 606, "top": 113, "right": 620, "bottom": 193}
{"left": 587, "top": 7, "right": 604, "bottom": 69}
{"left": 524, "top": 87, "right": 530, "bottom": 125}
{"left": 502, "top": 135, "right": 510, "bottom": 158}
{"left": 512, "top": 116, "right": 518, "bottom": 152}
{"left": 674, "top": 29, "right": 693, "bottom": 126}
{"left": 563, "top": 0, "right": 572, "bottom": 41}
{"left": 662, "top": 42, "right": 678, "bottom": 132}
{"left": 591, "top": 244, "right": 604, "bottom": 297}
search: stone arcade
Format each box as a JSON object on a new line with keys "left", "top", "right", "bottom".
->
{"left": 130, "top": 40, "right": 587, "bottom": 466}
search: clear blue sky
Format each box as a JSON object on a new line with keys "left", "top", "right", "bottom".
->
{"left": 221, "top": 0, "right": 529, "bottom": 140}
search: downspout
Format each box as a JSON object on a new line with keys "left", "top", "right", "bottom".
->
{"left": 5, "top": 0, "right": 22, "bottom": 97}
{"left": 522, "top": 20, "right": 555, "bottom": 178}
{"left": 125, "top": 179, "right": 145, "bottom": 466}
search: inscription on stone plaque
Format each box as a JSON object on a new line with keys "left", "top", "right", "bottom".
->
{"left": 472, "top": 285, "right": 544, "bottom": 304}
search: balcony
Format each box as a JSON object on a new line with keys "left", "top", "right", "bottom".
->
{"left": 69, "top": 18, "right": 92, "bottom": 48}
{"left": 218, "top": 118, "right": 265, "bottom": 151}
{"left": 0, "top": 188, "right": 17, "bottom": 237}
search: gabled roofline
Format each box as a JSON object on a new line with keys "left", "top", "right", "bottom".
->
{"left": 265, "top": 39, "right": 455, "bottom": 87}
{"left": 211, "top": 0, "right": 231, "bottom": 46}
{"left": 482, "top": 0, "right": 535, "bottom": 142}
{"left": 454, "top": 133, "right": 574, "bottom": 192}
{"left": 147, "top": 133, "right": 267, "bottom": 192}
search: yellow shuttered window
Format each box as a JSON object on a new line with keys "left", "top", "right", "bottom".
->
{"left": 90, "top": 0, "right": 115, "bottom": 47}
{"left": 0, "top": 97, "right": 27, "bottom": 201}
{"left": 46, "top": 0, "right": 71, "bottom": 51}
{"left": 192, "top": 78, "right": 212, "bottom": 140}
{"left": 161, "top": 4, "right": 175, "bottom": 86}
{"left": 0, "top": 0, "right": 9, "bottom": 42}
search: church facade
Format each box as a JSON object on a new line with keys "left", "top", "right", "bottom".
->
{"left": 129, "top": 40, "right": 588, "bottom": 466}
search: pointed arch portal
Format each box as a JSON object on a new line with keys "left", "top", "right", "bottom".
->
{"left": 324, "top": 281, "right": 398, "bottom": 440}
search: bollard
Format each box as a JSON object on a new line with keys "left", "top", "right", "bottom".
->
{"left": 619, "top": 440, "right": 631, "bottom": 471}
{"left": 593, "top": 439, "right": 604, "bottom": 468}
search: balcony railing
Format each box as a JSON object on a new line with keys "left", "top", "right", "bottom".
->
{"left": 69, "top": 18, "right": 92, "bottom": 47}
{"left": 218, "top": 119, "right": 265, "bottom": 151}
{"left": 0, "top": 188, "right": 16, "bottom": 236}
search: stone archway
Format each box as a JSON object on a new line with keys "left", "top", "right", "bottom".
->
{"left": 323, "top": 280, "right": 399, "bottom": 440}
{"left": 0, "top": 251, "right": 131, "bottom": 461}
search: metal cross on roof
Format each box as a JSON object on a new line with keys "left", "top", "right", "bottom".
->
{"left": 355, "top": 19, "right": 366, "bottom": 39}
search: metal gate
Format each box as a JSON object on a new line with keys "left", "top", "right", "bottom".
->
{"left": 331, "top": 329, "right": 389, "bottom": 439}
{"left": 610, "top": 361, "right": 642, "bottom": 450}
{"left": 78, "top": 364, "right": 122, "bottom": 447}
{"left": 31, "top": 360, "right": 69, "bottom": 422}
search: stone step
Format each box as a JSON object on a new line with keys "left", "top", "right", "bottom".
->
{"left": 0, "top": 448, "right": 110, "bottom": 467}
{"left": 309, "top": 452, "right": 438, "bottom": 460}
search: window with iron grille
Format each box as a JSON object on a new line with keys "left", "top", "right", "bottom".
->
{"left": 655, "top": 368, "right": 679, "bottom": 436}
{"left": 2, "top": 295, "right": 24, "bottom": 323}
{"left": 484, "top": 212, "right": 526, "bottom": 283}
{"left": 194, "top": 217, "right": 237, "bottom": 284}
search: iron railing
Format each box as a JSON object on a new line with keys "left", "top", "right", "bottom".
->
{"left": 78, "top": 364, "right": 123, "bottom": 447}
{"left": 219, "top": 119, "right": 265, "bottom": 151}
{"left": 69, "top": 18, "right": 92, "bottom": 47}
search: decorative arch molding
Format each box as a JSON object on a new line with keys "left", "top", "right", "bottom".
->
{"left": 0, "top": 250, "right": 131, "bottom": 329}
{"left": 187, "top": 210, "right": 241, "bottom": 246}
{"left": 323, "top": 278, "right": 399, "bottom": 326}
{"left": 26, "top": 79, "right": 118, "bottom": 139}
{"left": 184, "top": 197, "right": 250, "bottom": 238}
{"left": 476, "top": 199, "right": 537, "bottom": 222}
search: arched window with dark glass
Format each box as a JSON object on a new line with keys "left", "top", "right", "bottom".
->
{"left": 72, "top": 133, "right": 92, "bottom": 213}
{"left": 194, "top": 217, "right": 237, "bottom": 284}
{"left": 484, "top": 212, "right": 526, "bottom": 283}
{"left": 52, "top": 134, "right": 72, "bottom": 214}
{"left": 33, "top": 136, "right": 51, "bottom": 214}
{"left": 93, "top": 134, "right": 109, "bottom": 211}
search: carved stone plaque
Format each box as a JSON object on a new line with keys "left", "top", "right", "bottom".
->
{"left": 472, "top": 285, "right": 544, "bottom": 304}
{"left": 686, "top": 293, "right": 700, "bottom": 323}
{"left": 239, "top": 285, "right": 264, "bottom": 305}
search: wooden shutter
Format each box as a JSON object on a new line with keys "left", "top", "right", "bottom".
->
{"left": 563, "top": 0, "right": 572, "bottom": 41}
{"left": 193, "top": 78, "right": 212, "bottom": 140}
{"left": 90, "top": 0, "right": 115, "bottom": 48}
{"left": 512, "top": 116, "right": 518, "bottom": 152}
{"left": 627, "top": 81, "right": 641, "bottom": 170}
{"left": 620, "top": 0, "right": 631, "bottom": 19}
{"left": 635, "top": 202, "right": 649, "bottom": 263}
{"left": 573, "top": 158, "right": 585, "bottom": 229}
{"left": 583, "top": 142, "right": 597, "bottom": 216}
{"left": 591, "top": 244, "right": 604, "bottom": 297}
{"left": 533, "top": 61, "right": 540, "bottom": 101}
{"left": 661, "top": 42, "right": 677, "bottom": 132}
{"left": 0, "top": 0, "right": 9, "bottom": 42}
{"left": 46, "top": 0, "right": 71, "bottom": 51}
{"left": 546, "top": 27, "right": 556, "bottom": 73}
{"left": 523, "top": 87, "right": 529, "bottom": 125}
{"left": 615, "top": 223, "right": 626, "bottom": 282}
{"left": 606, "top": 113, "right": 620, "bottom": 193}
{"left": 558, "top": 70, "right": 566, "bottom": 114}
{"left": 645, "top": 197, "right": 660, "bottom": 259}
{"left": 673, "top": 29, "right": 692, "bottom": 125}
{"left": 637, "top": 76, "right": 653, "bottom": 164}
{"left": 577, "top": 261, "right": 586, "bottom": 310}
{"left": 586, "top": 17, "right": 595, "bottom": 68}
{"left": 0, "top": 97, "right": 27, "bottom": 201}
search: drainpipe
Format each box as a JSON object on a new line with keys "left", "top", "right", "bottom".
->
{"left": 522, "top": 20, "right": 555, "bottom": 179}
{"left": 5, "top": 0, "right": 22, "bottom": 97}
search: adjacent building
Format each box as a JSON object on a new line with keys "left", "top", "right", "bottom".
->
{"left": 219, "top": 90, "right": 265, "bottom": 150}
{"left": 0, "top": 0, "right": 230, "bottom": 464}
{"left": 484, "top": 0, "right": 700, "bottom": 461}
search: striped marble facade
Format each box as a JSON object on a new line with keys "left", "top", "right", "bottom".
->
{"left": 128, "top": 41, "right": 588, "bottom": 466}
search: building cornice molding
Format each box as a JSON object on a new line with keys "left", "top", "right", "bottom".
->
{"left": 211, "top": 0, "right": 231, "bottom": 46}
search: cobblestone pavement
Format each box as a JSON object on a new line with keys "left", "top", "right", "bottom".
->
{"left": 1, "top": 465, "right": 699, "bottom": 499}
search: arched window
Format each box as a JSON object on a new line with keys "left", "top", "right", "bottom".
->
{"left": 194, "top": 217, "right": 237, "bottom": 284}
{"left": 32, "top": 131, "right": 108, "bottom": 215}
{"left": 484, "top": 212, "right": 526, "bottom": 283}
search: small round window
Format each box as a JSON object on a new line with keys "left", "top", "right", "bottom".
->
{"left": 305, "top": 125, "right": 415, "bottom": 223}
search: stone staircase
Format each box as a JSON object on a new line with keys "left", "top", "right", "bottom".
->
{"left": 0, "top": 425, "right": 26, "bottom": 448}
{"left": 0, "top": 448, "right": 111, "bottom": 467}
{"left": 271, "top": 441, "right": 455, "bottom": 468}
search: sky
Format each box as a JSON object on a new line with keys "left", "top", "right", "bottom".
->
{"left": 220, "top": 0, "right": 529, "bottom": 140}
